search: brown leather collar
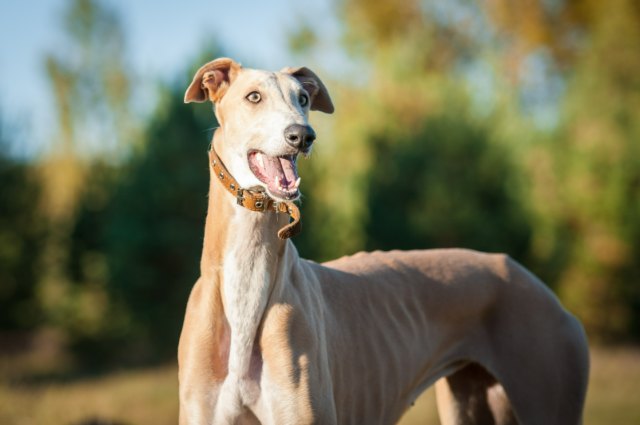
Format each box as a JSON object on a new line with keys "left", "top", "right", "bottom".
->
{"left": 209, "top": 147, "right": 301, "bottom": 240}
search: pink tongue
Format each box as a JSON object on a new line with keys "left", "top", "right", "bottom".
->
{"left": 256, "top": 154, "right": 298, "bottom": 190}
{"left": 278, "top": 157, "right": 298, "bottom": 187}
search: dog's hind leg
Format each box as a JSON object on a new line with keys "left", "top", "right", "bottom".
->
{"left": 435, "top": 363, "right": 518, "bottom": 425}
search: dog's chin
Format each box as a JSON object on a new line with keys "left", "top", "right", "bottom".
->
{"left": 247, "top": 150, "right": 301, "bottom": 201}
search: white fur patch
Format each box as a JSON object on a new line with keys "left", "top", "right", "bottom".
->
{"left": 216, "top": 207, "right": 278, "bottom": 420}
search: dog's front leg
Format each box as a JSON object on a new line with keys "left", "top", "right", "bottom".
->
{"left": 178, "top": 278, "right": 228, "bottom": 425}
{"left": 256, "top": 302, "right": 337, "bottom": 425}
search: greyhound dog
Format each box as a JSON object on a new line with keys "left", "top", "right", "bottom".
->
{"left": 178, "top": 58, "right": 589, "bottom": 425}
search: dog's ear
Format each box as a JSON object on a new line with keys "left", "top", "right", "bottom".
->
{"left": 184, "top": 58, "right": 242, "bottom": 104}
{"left": 281, "top": 66, "right": 334, "bottom": 114}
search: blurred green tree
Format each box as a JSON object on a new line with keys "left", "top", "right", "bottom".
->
{"left": 528, "top": 0, "right": 640, "bottom": 341}
{"left": 36, "top": 0, "right": 137, "bottom": 357}
{"left": 295, "top": 0, "right": 533, "bottom": 262}
{"left": 482, "top": 0, "right": 640, "bottom": 340}
{"left": 364, "top": 110, "right": 531, "bottom": 257}
{"left": 0, "top": 119, "right": 44, "bottom": 331}
{"left": 101, "top": 75, "right": 218, "bottom": 362}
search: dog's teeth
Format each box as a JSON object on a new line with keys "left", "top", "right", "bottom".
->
{"left": 275, "top": 176, "right": 280, "bottom": 186}
{"left": 258, "top": 154, "right": 265, "bottom": 169}
{"left": 294, "top": 177, "right": 301, "bottom": 188}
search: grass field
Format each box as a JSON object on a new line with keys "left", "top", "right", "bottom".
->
{"left": 0, "top": 347, "right": 638, "bottom": 424}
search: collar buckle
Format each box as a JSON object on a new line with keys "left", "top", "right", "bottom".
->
{"left": 236, "top": 188, "right": 245, "bottom": 206}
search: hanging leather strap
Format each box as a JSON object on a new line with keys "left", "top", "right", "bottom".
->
{"left": 209, "top": 148, "right": 302, "bottom": 240}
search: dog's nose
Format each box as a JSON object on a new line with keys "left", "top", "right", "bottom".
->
{"left": 284, "top": 124, "right": 316, "bottom": 150}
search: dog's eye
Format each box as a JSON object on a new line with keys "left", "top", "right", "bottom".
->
{"left": 299, "top": 93, "right": 309, "bottom": 107}
{"left": 246, "top": 91, "right": 261, "bottom": 103}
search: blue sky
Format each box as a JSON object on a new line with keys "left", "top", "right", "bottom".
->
{"left": 0, "top": 0, "right": 341, "bottom": 155}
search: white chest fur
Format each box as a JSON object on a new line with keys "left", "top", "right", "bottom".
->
{"left": 214, "top": 208, "right": 280, "bottom": 421}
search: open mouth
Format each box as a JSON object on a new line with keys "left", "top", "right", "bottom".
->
{"left": 247, "top": 150, "right": 301, "bottom": 200}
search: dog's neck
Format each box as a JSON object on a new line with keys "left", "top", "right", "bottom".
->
{"left": 200, "top": 130, "right": 294, "bottom": 380}
{"left": 200, "top": 131, "right": 292, "bottom": 274}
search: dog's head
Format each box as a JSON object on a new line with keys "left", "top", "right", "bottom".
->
{"left": 185, "top": 58, "right": 334, "bottom": 201}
